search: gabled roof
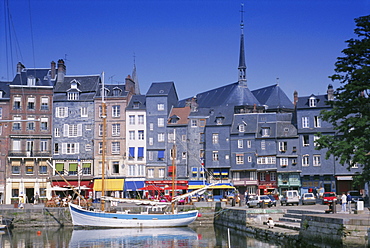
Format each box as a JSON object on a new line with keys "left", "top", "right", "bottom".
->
{"left": 96, "top": 84, "right": 129, "bottom": 98}
{"left": 11, "top": 68, "right": 54, "bottom": 87}
{"left": 296, "top": 94, "right": 331, "bottom": 109}
{"left": 252, "top": 84, "right": 294, "bottom": 110}
{"left": 167, "top": 106, "right": 191, "bottom": 125}
{"left": 53, "top": 75, "right": 100, "bottom": 101}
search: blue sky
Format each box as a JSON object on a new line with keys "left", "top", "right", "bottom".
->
{"left": 0, "top": 0, "right": 369, "bottom": 100}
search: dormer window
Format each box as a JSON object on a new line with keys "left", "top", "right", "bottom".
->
{"left": 0, "top": 90, "right": 4, "bottom": 98}
{"left": 133, "top": 101, "right": 140, "bottom": 109}
{"left": 238, "top": 124, "right": 245, "bottom": 132}
{"left": 68, "top": 92, "right": 79, "bottom": 100}
{"left": 169, "top": 115, "right": 179, "bottom": 124}
{"left": 262, "top": 127, "right": 270, "bottom": 137}
{"left": 216, "top": 113, "right": 224, "bottom": 125}
{"left": 27, "top": 76, "right": 36, "bottom": 86}
{"left": 309, "top": 96, "right": 317, "bottom": 107}
{"left": 113, "top": 87, "right": 122, "bottom": 96}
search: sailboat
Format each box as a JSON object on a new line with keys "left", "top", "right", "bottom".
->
{"left": 69, "top": 74, "right": 204, "bottom": 228}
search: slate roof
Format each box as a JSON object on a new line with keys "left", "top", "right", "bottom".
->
{"left": 53, "top": 75, "right": 100, "bottom": 101}
{"left": 296, "top": 94, "right": 331, "bottom": 109}
{"left": 179, "top": 82, "right": 260, "bottom": 108}
{"left": 96, "top": 84, "right": 129, "bottom": 98}
{"left": 11, "top": 68, "right": 54, "bottom": 87}
{"left": 126, "top": 95, "right": 146, "bottom": 110}
{"left": 0, "top": 81, "right": 10, "bottom": 100}
{"left": 206, "top": 105, "right": 235, "bottom": 126}
{"left": 146, "top": 82, "right": 176, "bottom": 96}
{"left": 251, "top": 84, "right": 294, "bottom": 110}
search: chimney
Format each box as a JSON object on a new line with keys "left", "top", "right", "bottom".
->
{"left": 190, "top": 96, "right": 198, "bottom": 112}
{"left": 50, "top": 61, "right": 56, "bottom": 79}
{"left": 327, "top": 84, "right": 334, "bottom": 101}
{"left": 293, "top": 90, "right": 298, "bottom": 106}
{"left": 57, "top": 59, "right": 66, "bottom": 83}
{"left": 125, "top": 75, "right": 135, "bottom": 94}
{"left": 17, "top": 62, "right": 25, "bottom": 74}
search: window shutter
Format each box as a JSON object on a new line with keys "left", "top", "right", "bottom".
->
{"left": 55, "top": 107, "right": 59, "bottom": 118}
{"left": 65, "top": 107, "right": 69, "bottom": 117}
{"left": 62, "top": 143, "right": 67, "bottom": 154}
{"left": 63, "top": 124, "right": 69, "bottom": 137}
{"left": 75, "top": 143, "right": 79, "bottom": 154}
{"left": 77, "top": 124, "right": 82, "bottom": 136}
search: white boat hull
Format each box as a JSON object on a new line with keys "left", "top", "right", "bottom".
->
{"left": 69, "top": 203, "right": 199, "bottom": 228}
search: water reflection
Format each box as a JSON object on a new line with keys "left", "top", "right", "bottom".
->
{"left": 0, "top": 225, "right": 279, "bottom": 248}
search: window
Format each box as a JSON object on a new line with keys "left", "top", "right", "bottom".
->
{"left": 309, "top": 96, "right": 317, "bottom": 107}
{"left": 127, "top": 131, "right": 134, "bottom": 140}
{"left": 159, "top": 168, "right": 165, "bottom": 178}
{"left": 27, "top": 117, "right": 35, "bottom": 130}
{"left": 216, "top": 117, "right": 223, "bottom": 125}
{"left": 111, "top": 161, "right": 119, "bottom": 174}
{"left": 13, "top": 116, "right": 21, "bottom": 130}
{"left": 148, "top": 151, "right": 153, "bottom": 160}
{"left": 128, "top": 147, "right": 135, "bottom": 160}
{"left": 261, "top": 140, "right": 266, "bottom": 150}
{"left": 138, "top": 165, "right": 145, "bottom": 176}
{"left": 40, "top": 117, "right": 48, "bottom": 130}
{"left": 212, "top": 133, "right": 219, "bottom": 144}
{"left": 113, "top": 88, "right": 121, "bottom": 96}
{"left": 13, "top": 139, "right": 21, "bottom": 151}
{"left": 303, "top": 135, "right": 309, "bottom": 146}
{"left": 239, "top": 124, "right": 245, "bottom": 132}
{"left": 280, "top": 158, "right": 288, "bottom": 167}
{"left": 129, "top": 115, "right": 135, "bottom": 125}
{"left": 69, "top": 124, "right": 78, "bottom": 137}
{"left": 40, "top": 140, "right": 48, "bottom": 152}
{"left": 157, "top": 118, "right": 164, "bottom": 127}
{"left": 260, "top": 173, "right": 266, "bottom": 181}
{"left": 128, "top": 165, "right": 135, "bottom": 176}
{"left": 191, "top": 119, "right": 197, "bottom": 127}
{"left": 270, "top": 172, "right": 276, "bottom": 181}
{"left": 12, "top": 164, "right": 20, "bottom": 174}
{"left": 192, "top": 167, "right": 198, "bottom": 178}
{"left": 138, "top": 115, "right": 144, "bottom": 125}
{"left": 302, "top": 155, "right": 309, "bottom": 166}
{"left": 68, "top": 92, "right": 79, "bottom": 100}
{"left": 257, "top": 156, "right": 276, "bottom": 164}
{"left": 148, "top": 169, "right": 154, "bottom": 178}
{"left": 158, "top": 150, "right": 165, "bottom": 161}
{"left": 314, "top": 135, "right": 319, "bottom": 147}
{"left": 314, "top": 116, "right": 321, "bottom": 128}
{"left": 62, "top": 143, "right": 79, "bottom": 154}
{"left": 39, "top": 164, "right": 47, "bottom": 174}
{"left": 158, "top": 133, "right": 165, "bottom": 142}
{"left": 149, "top": 123, "right": 154, "bottom": 131}
{"left": 85, "top": 144, "right": 92, "bottom": 151}
{"left": 26, "top": 162, "right": 34, "bottom": 174}
{"left": 13, "top": 96, "right": 21, "bottom": 109}
{"left": 157, "top": 103, "right": 164, "bottom": 111}
{"left": 200, "top": 133, "right": 205, "bottom": 143}
{"left": 182, "top": 152, "right": 186, "bottom": 159}
{"left": 56, "top": 107, "right": 68, "bottom": 118}
{"left": 199, "top": 119, "right": 206, "bottom": 127}
{"left": 82, "top": 163, "right": 91, "bottom": 175}
{"left": 262, "top": 127, "right": 270, "bottom": 137}
{"left": 112, "top": 105, "right": 120, "bottom": 117}
{"left": 233, "top": 171, "right": 240, "bottom": 180}
{"left": 302, "top": 117, "right": 309, "bottom": 128}
{"left": 238, "top": 140, "right": 243, "bottom": 148}
{"left": 27, "top": 76, "right": 35, "bottom": 86}
{"left": 279, "top": 142, "right": 287, "bottom": 152}
{"left": 247, "top": 140, "right": 252, "bottom": 148}
{"left": 98, "top": 124, "right": 103, "bottom": 137}
{"left": 313, "top": 155, "right": 321, "bottom": 166}
{"left": 54, "top": 128, "right": 60, "bottom": 137}
{"left": 54, "top": 143, "right": 59, "bottom": 154}
{"left": 236, "top": 154, "right": 244, "bottom": 164}
{"left": 138, "top": 147, "right": 144, "bottom": 160}
{"left": 248, "top": 156, "right": 252, "bottom": 162}
{"left": 27, "top": 97, "right": 35, "bottom": 110}
{"left": 149, "top": 137, "right": 153, "bottom": 145}
{"left": 182, "top": 135, "right": 186, "bottom": 142}
{"left": 98, "top": 142, "right": 103, "bottom": 154}
{"left": 112, "top": 124, "right": 120, "bottom": 136}
{"left": 212, "top": 151, "right": 219, "bottom": 161}
{"left": 40, "top": 97, "right": 48, "bottom": 110}
{"left": 138, "top": 130, "right": 144, "bottom": 140}
{"left": 56, "top": 163, "right": 65, "bottom": 175}
{"left": 81, "top": 107, "right": 88, "bottom": 117}
{"left": 0, "top": 107, "right": 2, "bottom": 119}
{"left": 112, "top": 142, "right": 120, "bottom": 154}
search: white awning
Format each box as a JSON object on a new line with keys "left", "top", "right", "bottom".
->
{"left": 336, "top": 176, "right": 353, "bottom": 181}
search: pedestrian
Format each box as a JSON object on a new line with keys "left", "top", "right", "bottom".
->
{"left": 34, "top": 192, "right": 40, "bottom": 205}
{"left": 346, "top": 192, "right": 352, "bottom": 214}
{"left": 245, "top": 191, "right": 249, "bottom": 204}
{"left": 341, "top": 193, "right": 347, "bottom": 212}
{"left": 18, "top": 195, "right": 25, "bottom": 209}
{"left": 267, "top": 217, "right": 274, "bottom": 229}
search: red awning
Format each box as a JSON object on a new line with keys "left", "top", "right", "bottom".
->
{"left": 164, "top": 185, "right": 188, "bottom": 190}
{"left": 168, "top": 166, "right": 176, "bottom": 173}
{"left": 52, "top": 180, "right": 92, "bottom": 188}
{"left": 138, "top": 185, "right": 164, "bottom": 191}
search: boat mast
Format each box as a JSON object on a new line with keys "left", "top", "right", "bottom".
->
{"left": 171, "top": 143, "right": 176, "bottom": 214}
{"left": 101, "top": 72, "right": 107, "bottom": 211}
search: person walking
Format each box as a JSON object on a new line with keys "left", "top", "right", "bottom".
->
{"left": 34, "top": 192, "right": 40, "bottom": 205}
{"left": 341, "top": 193, "right": 347, "bottom": 212}
{"left": 346, "top": 192, "right": 352, "bottom": 214}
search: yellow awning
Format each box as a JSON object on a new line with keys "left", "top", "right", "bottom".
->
{"left": 93, "top": 179, "right": 124, "bottom": 191}
{"left": 188, "top": 185, "right": 206, "bottom": 190}
{"left": 210, "top": 185, "right": 235, "bottom": 189}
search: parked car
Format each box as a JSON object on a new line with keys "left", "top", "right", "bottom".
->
{"left": 347, "top": 190, "right": 364, "bottom": 203}
{"left": 267, "top": 195, "right": 277, "bottom": 207}
{"left": 247, "top": 195, "right": 273, "bottom": 208}
{"left": 280, "top": 190, "right": 300, "bottom": 206}
{"left": 301, "top": 193, "right": 316, "bottom": 205}
{"left": 322, "top": 192, "right": 337, "bottom": 205}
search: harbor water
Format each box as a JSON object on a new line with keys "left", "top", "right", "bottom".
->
{"left": 0, "top": 225, "right": 280, "bottom": 248}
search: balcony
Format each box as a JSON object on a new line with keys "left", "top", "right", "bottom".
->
{"left": 8, "top": 150, "right": 52, "bottom": 157}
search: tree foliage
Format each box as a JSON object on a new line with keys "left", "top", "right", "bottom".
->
{"left": 317, "top": 15, "right": 370, "bottom": 186}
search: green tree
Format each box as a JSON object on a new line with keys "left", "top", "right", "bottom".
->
{"left": 317, "top": 15, "right": 370, "bottom": 186}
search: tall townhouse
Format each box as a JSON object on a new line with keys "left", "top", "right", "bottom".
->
{"left": 145, "top": 82, "right": 178, "bottom": 190}
{"left": 296, "top": 85, "right": 362, "bottom": 194}
{"left": 5, "top": 62, "right": 54, "bottom": 204}
{"left": 0, "top": 81, "right": 10, "bottom": 203}
{"left": 125, "top": 95, "right": 146, "bottom": 197}
{"left": 52, "top": 60, "right": 99, "bottom": 198}
{"left": 94, "top": 76, "right": 135, "bottom": 199}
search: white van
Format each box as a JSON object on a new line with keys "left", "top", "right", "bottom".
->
{"left": 280, "top": 190, "right": 300, "bottom": 206}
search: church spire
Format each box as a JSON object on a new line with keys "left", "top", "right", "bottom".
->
{"left": 238, "top": 3, "right": 247, "bottom": 86}
{"left": 132, "top": 53, "right": 140, "bottom": 95}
